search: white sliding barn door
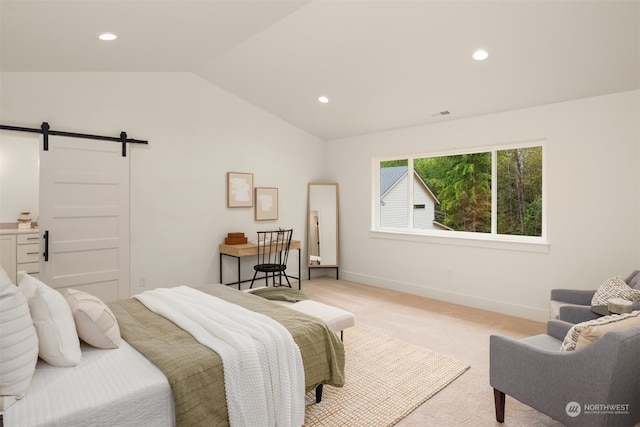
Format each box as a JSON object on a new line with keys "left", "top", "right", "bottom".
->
{"left": 39, "top": 136, "right": 129, "bottom": 302}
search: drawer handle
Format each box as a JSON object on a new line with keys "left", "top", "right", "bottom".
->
{"left": 27, "top": 252, "right": 39, "bottom": 255}
{"left": 43, "top": 231, "right": 49, "bottom": 262}
{"left": 26, "top": 237, "right": 39, "bottom": 241}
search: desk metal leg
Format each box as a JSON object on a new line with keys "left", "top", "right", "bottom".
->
{"left": 236, "top": 257, "right": 241, "bottom": 290}
{"left": 298, "top": 248, "right": 302, "bottom": 290}
{"left": 220, "top": 253, "right": 243, "bottom": 289}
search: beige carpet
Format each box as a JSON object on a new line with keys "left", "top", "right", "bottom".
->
{"left": 297, "top": 277, "right": 563, "bottom": 426}
{"left": 303, "top": 326, "right": 470, "bottom": 426}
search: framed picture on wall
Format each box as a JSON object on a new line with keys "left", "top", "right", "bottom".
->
{"left": 255, "top": 187, "right": 278, "bottom": 221}
{"left": 227, "top": 172, "right": 253, "bottom": 208}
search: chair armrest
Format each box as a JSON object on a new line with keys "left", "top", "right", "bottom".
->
{"left": 489, "top": 334, "right": 620, "bottom": 421}
{"left": 546, "top": 319, "right": 572, "bottom": 341}
{"left": 558, "top": 305, "right": 599, "bottom": 324}
{"left": 550, "top": 289, "right": 595, "bottom": 305}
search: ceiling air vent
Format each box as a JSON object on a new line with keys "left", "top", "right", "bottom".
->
{"left": 431, "top": 110, "right": 451, "bottom": 117}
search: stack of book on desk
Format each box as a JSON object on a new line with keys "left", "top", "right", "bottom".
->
{"left": 224, "top": 232, "right": 248, "bottom": 245}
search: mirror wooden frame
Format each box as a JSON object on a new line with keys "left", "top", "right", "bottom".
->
{"left": 307, "top": 182, "right": 339, "bottom": 279}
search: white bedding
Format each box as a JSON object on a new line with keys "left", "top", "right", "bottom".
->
{"left": 135, "top": 286, "right": 305, "bottom": 427}
{"left": 3, "top": 341, "right": 174, "bottom": 427}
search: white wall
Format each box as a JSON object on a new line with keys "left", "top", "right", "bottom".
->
{"left": 324, "top": 90, "right": 640, "bottom": 321}
{"left": 0, "top": 133, "right": 39, "bottom": 223}
{"left": 0, "top": 72, "right": 324, "bottom": 294}
{"left": 2, "top": 72, "right": 638, "bottom": 321}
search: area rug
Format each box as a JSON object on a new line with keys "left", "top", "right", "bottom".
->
{"left": 304, "top": 326, "right": 470, "bottom": 426}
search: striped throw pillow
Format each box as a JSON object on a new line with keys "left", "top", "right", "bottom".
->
{"left": 560, "top": 310, "right": 640, "bottom": 351}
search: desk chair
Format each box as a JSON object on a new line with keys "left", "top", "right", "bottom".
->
{"left": 250, "top": 229, "right": 293, "bottom": 288}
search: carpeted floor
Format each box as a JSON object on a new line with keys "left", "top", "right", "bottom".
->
{"left": 298, "top": 277, "right": 565, "bottom": 427}
{"left": 303, "top": 326, "right": 469, "bottom": 426}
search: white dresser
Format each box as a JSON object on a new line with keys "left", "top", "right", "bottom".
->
{"left": 0, "top": 230, "right": 40, "bottom": 283}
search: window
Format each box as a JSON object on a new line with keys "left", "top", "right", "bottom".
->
{"left": 376, "top": 144, "right": 544, "bottom": 241}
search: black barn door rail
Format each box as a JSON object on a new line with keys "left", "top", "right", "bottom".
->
{"left": 0, "top": 122, "right": 148, "bottom": 157}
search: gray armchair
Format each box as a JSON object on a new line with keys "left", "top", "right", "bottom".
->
{"left": 550, "top": 270, "right": 640, "bottom": 323}
{"left": 490, "top": 320, "right": 640, "bottom": 426}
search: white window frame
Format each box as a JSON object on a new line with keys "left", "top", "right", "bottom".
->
{"left": 371, "top": 141, "right": 549, "bottom": 253}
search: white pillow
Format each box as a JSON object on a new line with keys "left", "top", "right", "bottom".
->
{"left": 18, "top": 272, "right": 82, "bottom": 367}
{"left": 591, "top": 275, "right": 640, "bottom": 306}
{"left": 560, "top": 310, "right": 640, "bottom": 351}
{"left": 64, "top": 288, "right": 121, "bottom": 349}
{"left": 0, "top": 267, "right": 39, "bottom": 411}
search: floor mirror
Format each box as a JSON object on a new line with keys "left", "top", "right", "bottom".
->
{"left": 307, "top": 183, "right": 339, "bottom": 279}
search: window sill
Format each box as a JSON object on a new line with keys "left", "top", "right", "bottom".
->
{"left": 369, "top": 229, "right": 550, "bottom": 253}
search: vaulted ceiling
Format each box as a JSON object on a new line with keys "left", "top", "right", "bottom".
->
{"left": 2, "top": 1, "right": 638, "bottom": 140}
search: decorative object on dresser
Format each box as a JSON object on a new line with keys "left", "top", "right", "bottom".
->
{"left": 17, "top": 212, "right": 32, "bottom": 230}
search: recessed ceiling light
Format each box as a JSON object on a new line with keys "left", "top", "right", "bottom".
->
{"left": 98, "top": 33, "right": 118, "bottom": 41}
{"left": 472, "top": 49, "right": 489, "bottom": 61}
{"left": 318, "top": 96, "right": 329, "bottom": 104}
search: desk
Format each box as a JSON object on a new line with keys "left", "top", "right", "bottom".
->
{"left": 219, "top": 240, "right": 302, "bottom": 290}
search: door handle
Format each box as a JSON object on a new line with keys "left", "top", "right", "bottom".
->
{"left": 43, "top": 230, "right": 49, "bottom": 262}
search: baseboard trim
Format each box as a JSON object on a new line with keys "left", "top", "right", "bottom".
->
{"left": 340, "top": 270, "right": 549, "bottom": 322}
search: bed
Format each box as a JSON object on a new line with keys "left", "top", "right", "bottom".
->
{"left": 1, "top": 283, "right": 345, "bottom": 427}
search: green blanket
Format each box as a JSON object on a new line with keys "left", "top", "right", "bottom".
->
{"left": 248, "top": 286, "right": 309, "bottom": 302}
{"left": 109, "top": 284, "right": 344, "bottom": 427}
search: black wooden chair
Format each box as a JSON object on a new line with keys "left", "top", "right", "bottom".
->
{"left": 250, "top": 229, "right": 293, "bottom": 288}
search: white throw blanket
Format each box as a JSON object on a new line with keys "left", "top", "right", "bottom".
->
{"left": 134, "top": 286, "right": 305, "bottom": 427}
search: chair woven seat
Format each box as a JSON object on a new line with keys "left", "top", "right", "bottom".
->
{"left": 254, "top": 264, "right": 285, "bottom": 273}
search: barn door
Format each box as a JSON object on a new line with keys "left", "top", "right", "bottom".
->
{"left": 39, "top": 136, "right": 129, "bottom": 302}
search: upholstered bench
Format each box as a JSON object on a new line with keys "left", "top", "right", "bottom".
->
{"left": 244, "top": 287, "right": 356, "bottom": 340}
{"left": 271, "top": 299, "right": 355, "bottom": 340}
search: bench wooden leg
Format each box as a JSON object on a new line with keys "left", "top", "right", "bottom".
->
{"left": 315, "top": 384, "right": 323, "bottom": 403}
{"left": 494, "top": 388, "right": 505, "bottom": 423}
